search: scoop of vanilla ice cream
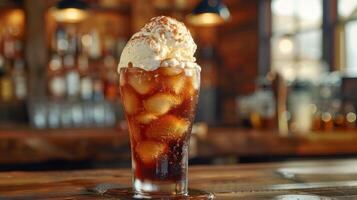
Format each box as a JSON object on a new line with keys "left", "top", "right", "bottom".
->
{"left": 118, "top": 16, "right": 200, "bottom": 71}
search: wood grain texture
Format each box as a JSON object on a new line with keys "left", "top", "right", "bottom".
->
{"left": 2, "top": 159, "right": 357, "bottom": 199}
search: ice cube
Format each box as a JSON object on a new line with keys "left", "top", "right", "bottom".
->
{"left": 121, "top": 87, "right": 140, "bottom": 115}
{"left": 163, "top": 74, "right": 186, "bottom": 94}
{"left": 135, "top": 141, "right": 167, "bottom": 165}
{"left": 144, "top": 93, "right": 181, "bottom": 115}
{"left": 158, "top": 67, "right": 183, "bottom": 76}
{"left": 128, "top": 72, "right": 156, "bottom": 95}
{"left": 190, "top": 71, "right": 200, "bottom": 90}
{"left": 135, "top": 112, "right": 158, "bottom": 124}
{"left": 145, "top": 115, "right": 189, "bottom": 141}
{"left": 182, "top": 76, "right": 199, "bottom": 101}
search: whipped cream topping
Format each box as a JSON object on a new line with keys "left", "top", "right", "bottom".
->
{"left": 118, "top": 16, "right": 200, "bottom": 72}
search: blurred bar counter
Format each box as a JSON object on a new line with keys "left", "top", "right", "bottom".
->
{"left": 2, "top": 127, "right": 357, "bottom": 168}
{"left": 0, "top": 126, "right": 129, "bottom": 167}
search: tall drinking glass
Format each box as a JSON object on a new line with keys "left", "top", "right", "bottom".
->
{"left": 119, "top": 65, "right": 200, "bottom": 197}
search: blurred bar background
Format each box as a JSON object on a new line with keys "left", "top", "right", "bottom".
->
{"left": 0, "top": 0, "right": 357, "bottom": 170}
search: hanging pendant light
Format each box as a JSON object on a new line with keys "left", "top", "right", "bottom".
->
{"left": 51, "top": 0, "right": 88, "bottom": 23}
{"left": 187, "top": 0, "right": 230, "bottom": 26}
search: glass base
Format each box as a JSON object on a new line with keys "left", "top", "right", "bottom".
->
{"left": 104, "top": 187, "right": 215, "bottom": 199}
{"left": 133, "top": 178, "right": 187, "bottom": 198}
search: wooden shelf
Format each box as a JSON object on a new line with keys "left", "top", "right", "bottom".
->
{"left": 196, "top": 128, "right": 357, "bottom": 158}
{"left": 1, "top": 127, "right": 357, "bottom": 165}
{"left": 0, "top": 128, "right": 130, "bottom": 165}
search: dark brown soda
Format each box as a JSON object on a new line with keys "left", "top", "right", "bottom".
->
{"left": 119, "top": 66, "right": 199, "bottom": 182}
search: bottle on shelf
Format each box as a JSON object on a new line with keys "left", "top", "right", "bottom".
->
{"left": 40, "top": 11, "right": 130, "bottom": 128}
{"left": 103, "top": 34, "right": 118, "bottom": 101}
{"left": 88, "top": 29, "right": 102, "bottom": 59}
{"left": 63, "top": 54, "right": 80, "bottom": 99}
{"left": 55, "top": 26, "right": 69, "bottom": 55}
{"left": 344, "top": 102, "right": 356, "bottom": 130}
{"left": 66, "top": 25, "right": 77, "bottom": 55}
{"left": 0, "top": 59, "right": 14, "bottom": 102}
{"left": 3, "top": 27, "right": 16, "bottom": 59}
{"left": 78, "top": 53, "right": 93, "bottom": 101}
{"left": 48, "top": 54, "right": 66, "bottom": 99}
{"left": 93, "top": 75, "right": 104, "bottom": 101}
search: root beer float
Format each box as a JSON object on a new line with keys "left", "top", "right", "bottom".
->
{"left": 118, "top": 16, "right": 200, "bottom": 197}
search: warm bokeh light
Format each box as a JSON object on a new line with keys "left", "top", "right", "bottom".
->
{"left": 322, "top": 112, "right": 332, "bottom": 122}
{"left": 347, "top": 112, "right": 357, "bottom": 123}
{"left": 339, "top": 0, "right": 357, "bottom": 19}
{"left": 81, "top": 34, "right": 93, "bottom": 47}
{"left": 6, "top": 9, "right": 24, "bottom": 27}
{"left": 186, "top": 13, "right": 225, "bottom": 26}
{"left": 51, "top": 8, "right": 88, "bottom": 23}
{"left": 278, "top": 37, "right": 294, "bottom": 54}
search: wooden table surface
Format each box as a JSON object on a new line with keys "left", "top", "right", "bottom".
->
{"left": 2, "top": 159, "right": 357, "bottom": 199}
